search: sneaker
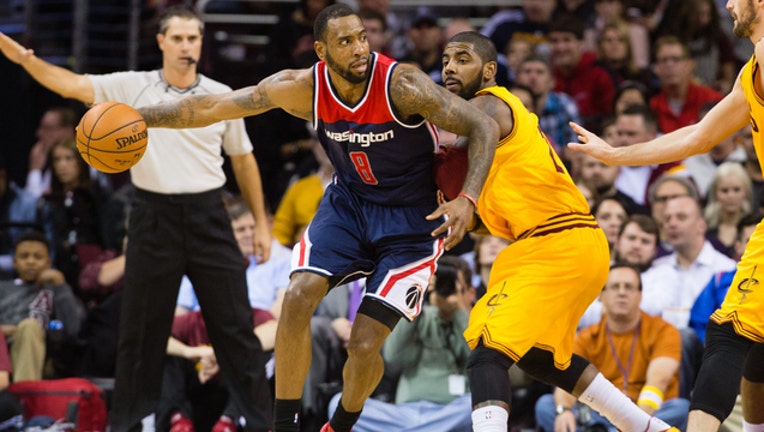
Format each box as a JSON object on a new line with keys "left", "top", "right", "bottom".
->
{"left": 661, "top": 428, "right": 680, "bottom": 432}
{"left": 211, "top": 415, "right": 236, "bottom": 432}
{"left": 169, "top": 412, "right": 194, "bottom": 432}
{"left": 320, "top": 422, "right": 352, "bottom": 432}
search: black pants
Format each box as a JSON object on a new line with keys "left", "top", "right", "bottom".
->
{"left": 109, "top": 188, "right": 272, "bottom": 431}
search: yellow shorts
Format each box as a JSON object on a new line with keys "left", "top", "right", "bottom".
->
{"left": 464, "top": 226, "right": 609, "bottom": 370}
{"left": 711, "top": 228, "right": 764, "bottom": 342}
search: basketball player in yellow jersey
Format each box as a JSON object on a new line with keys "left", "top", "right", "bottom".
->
{"left": 569, "top": 2, "right": 764, "bottom": 430}
{"left": 430, "top": 31, "right": 679, "bottom": 432}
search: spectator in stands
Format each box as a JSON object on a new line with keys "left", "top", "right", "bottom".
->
{"left": 683, "top": 102, "right": 747, "bottom": 199}
{"left": 0, "top": 332, "right": 23, "bottom": 432}
{"left": 595, "top": 23, "right": 652, "bottom": 89}
{"left": 160, "top": 307, "right": 278, "bottom": 432}
{"left": 265, "top": 0, "right": 335, "bottom": 72}
{"left": 480, "top": 0, "right": 556, "bottom": 58}
{"left": 703, "top": 162, "right": 753, "bottom": 259}
{"left": 592, "top": 196, "right": 629, "bottom": 251}
{"left": 515, "top": 56, "right": 582, "bottom": 154}
{"left": 613, "top": 105, "right": 686, "bottom": 206}
{"left": 24, "top": 107, "right": 77, "bottom": 199}
{"left": 176, "top": 198, "right": 292, "bottom": 320}
{"left": 327, "top": 256, "right": 475, "bottom": 432}
{"left": 736, "top": 123, "right": 764, "bottom": 210}
{"left": 579, "top": 214, "right": 660, "bottom": 329}
{"left": 579, "top": 152, "right": 647, "bottom": 215}
{"left": 659, "top": 0, "right": 738, "bottom": 94}
{"left": 0, "top": 153, "right": 38, "bottom": 279}
{"left": 272, "top": 138, "right": 333, "bottom": 248}
{"left": 358, "top": 9, "right": 390, "bottom": 56}
{"left": 549, "top": 14, "right": 616, "bottom": 132}
{"left": 613, "top": 80, "right": 651, "bottom": 115}
{"left": 356, "top": 0, "right": 406, "bottom": 59}
{"left": 36, "top": 138, "right": 123, "bottom": 295}
{"left": 588, "top": 0, "right": 650, "bottom": 70}
{"left": 0, "top": 231, "right": 81, "bottom": 382}
{"left": 537, "top": 263, "right": 689, "bottom": 431}
{"left": 649, "top": 36, "right": 723, "bottom": 133}
{"left": 647, "top": 175, "right": 701, "bottom": 258}
{"left": 505, "top": 36, "right": 534, "bottom": 84}
{"left": 464, "top": 234, "right": 511, "bottom": 301}
{"left": 401, "top": 11, "right": 443, "bottom": 83}
{"left": 642, "top": 195, "right": 736, "bottom": 398}
{"left": 690, "top": 212, "right": 761, "bottom": 343}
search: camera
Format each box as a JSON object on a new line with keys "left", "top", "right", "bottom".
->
{"left": 434, "top": 264, "right": 459, "bottom": 297}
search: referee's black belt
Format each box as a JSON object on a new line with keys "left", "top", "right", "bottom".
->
{"left": 135, "top": 187, "right": 223, "bottom": 204}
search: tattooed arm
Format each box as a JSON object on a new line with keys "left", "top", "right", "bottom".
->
{"left": 391, "top": 64, "right": 499, "bottom": 250}
{"left": 139, "top": 68, "right": 316, "bottom": 128}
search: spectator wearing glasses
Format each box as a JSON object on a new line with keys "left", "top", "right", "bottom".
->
{"left": 649, "top": 36, "right": 723, "bottom": 134}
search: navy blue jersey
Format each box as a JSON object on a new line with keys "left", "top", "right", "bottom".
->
{"left": 313, "top": 52, "right": 440, "bottom": 206}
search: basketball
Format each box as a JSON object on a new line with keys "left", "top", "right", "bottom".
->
{"left": 76, "top": 101, "right": 148, "bottom": 173}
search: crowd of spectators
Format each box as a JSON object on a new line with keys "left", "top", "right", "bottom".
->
{"left": 0, "top": 0, "right": 758, "bottom": 430}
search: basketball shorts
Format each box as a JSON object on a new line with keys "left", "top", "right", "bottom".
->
{"left": 464, "top": 226, "right": 609, "bottom": 370}
{"left": 711, "top": 225, "right": 764, "bottom": 343}
{"left": 292, "top": 181, "right": 445, "bottom": 321}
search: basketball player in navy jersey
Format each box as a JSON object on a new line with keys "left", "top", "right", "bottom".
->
{"left": 136, "top": 4, "right": 499, "bottom": 432}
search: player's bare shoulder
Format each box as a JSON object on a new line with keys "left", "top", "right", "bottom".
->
{"left": 471, "top": 92, "right": 514, "bottom": 138}
{"left": 257, "top": 67, "right": 316, "bottom": 121}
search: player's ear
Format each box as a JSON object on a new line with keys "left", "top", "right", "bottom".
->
{"left": 314, "top": 41, "right": 326, "bottom": 61}
{"left": 482, "top": 61, "right": 497, "bottom": 82}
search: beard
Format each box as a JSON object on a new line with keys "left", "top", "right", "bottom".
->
{"left": 733, "top": 0, "right": 759, "bottom": 38}
{"left": 445, "top": 74, "right": 483, "bottom": 99}
{"left": 324, "top": 51, "right": 369, "bottom": 84}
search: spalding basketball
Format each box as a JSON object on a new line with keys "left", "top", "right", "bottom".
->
{"left": 76, "top": 102, "right": 148, "bottom": 173}
{"left": 433, "top": 145, "right": 468, "bottom": 201}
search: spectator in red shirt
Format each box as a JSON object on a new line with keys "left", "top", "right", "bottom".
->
{"left": 649, "top": 36, "right": 723, "bottom": 133}
{"left": 550, "top": 14, "right": 616, "bottom": 133}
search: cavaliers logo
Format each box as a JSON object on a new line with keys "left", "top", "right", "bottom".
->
{"left": 486, "top": 293, "right": 508, "bottom": 307}
{"left": 405, "top": 286, "right": 422, "bottom": 309}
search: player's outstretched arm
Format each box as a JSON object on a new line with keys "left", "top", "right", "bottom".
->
{"left": 0, "top": 32, "right": 94, "bottom": 103}
{"left": 139, "top": 68, "right": 314, "bottom": 129}
{"left": 569, "top": 69, "right": 750, "bottom": 167}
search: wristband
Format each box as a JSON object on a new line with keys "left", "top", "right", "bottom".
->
{"left": 457, "top": 192, "right": 478, "bottom": 209}
{"left": 637, "top": 385, "right": 664, "bottom": 410}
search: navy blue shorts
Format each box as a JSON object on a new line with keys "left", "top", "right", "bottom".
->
{"left": 292, "top": 181, "right": 445, "bottom": 321}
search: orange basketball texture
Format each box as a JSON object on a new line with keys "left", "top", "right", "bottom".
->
{"left": 76, "top": 102, "right": 148, "bottom": 173}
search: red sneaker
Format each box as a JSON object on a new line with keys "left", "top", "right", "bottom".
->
{"left": 320, "top": 423, "right": 335, "bottom": 432}
{"left": 169, "top": 412, "right": 195, "bottom": 432}
{"left": 211, "top": 415, "right": 237, "bottom": 432}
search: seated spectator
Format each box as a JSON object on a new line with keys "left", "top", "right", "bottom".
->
{"left": 613, "top": 80, "right": 650, "bottom": 115}
{"left": 536, "top": 263, "right": 689, "bottom": 431}
{"left": 327, "top": 256, "right": 475, "bottom": 432}
{"left": 515, "top": 56, "right": 582, "bottom": 154}
{"left": 159, "top": 306, "right": 277, "bottom": 432}
{"left": 400, "top": 10, "right": 444, "bottom": 84}
{"left": 460, "top": 234, "right": 511, "bottom": 300}
{"left": 649, "top": 36, "right": 723, "bottom": 134}
{"left": 683, "top": 102, "right": 747, "bottom": 199}
{"left": 176, "top": 198, "right": 292, "bottom": 320}
{"left": 549, "top": 14, "right": 616, "bottom": 132}
{"left": 480, "top": 1, "right": 556, "bottom": 60}
{"left": 703, "top": 162, "right": 753, "bottom": 258}
{"left": 579, "top": 152, "right": 647, "bottom": 215}
{"left": 37, "top": 138, "right": 123, "bottom": 295}
{"left": 579, "top": 214, "right": 660, "bottom": 329}
{"left": 613, "top": 105, "right": 686, "bottom": 206}
{"left": 690, "top": 212, "right": 761, "bottom": 343}
{"left": 594, "top": 22, "right": 652, "bottom": 88}
{"left": 642, "top": 195, "right": 736, "bottom": 398}
{"left": 736, "top": 124, "right": 763, "bottom": 209}
{"left": 272, "top": 139, "right": 333, "bottom": 248}
{"left": 24, "top": 107, "right": 77, "bottom": 199}
{"left": 646, "top": 175, "right": 701, "bottom": 258}
{"left": 0, "top": 231, "right": 81, "bottom": 381}
{"left": 592, "top": 196, "right": 629, "bottom": 251}
{"left": 0, "top": 154, "right": 38, "bottom": 279}
{"left": 358, "top": 9, "right": 390, "bottom": 56}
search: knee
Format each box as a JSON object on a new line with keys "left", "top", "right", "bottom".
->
{"left": 14, "top": 318, "right": 45, "bottom": 340}
{"left": 282, "top": 273, "right": 329, "bottom": 316}
{"left": 345, "top": 335, "right": 382, "bottom": 361}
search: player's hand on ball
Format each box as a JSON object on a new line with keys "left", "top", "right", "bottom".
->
{"left": 426, "top": 194, "right": 477, "bottom": 251}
